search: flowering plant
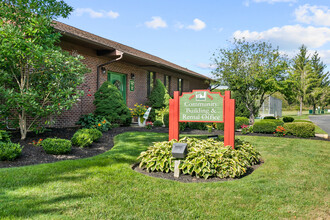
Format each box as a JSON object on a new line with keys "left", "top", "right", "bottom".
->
{"left": 146, "top": 121, "right": 153, "bottom": 129}
{"left": 206, "top": 124, "right": 213, "bottom": 133}
{"left": 32, "top": 139, "right": 43, "bottom": 146}
{"left": 130, "top": 103, "right": 148, "bottom": 117}
{"left": 241, "top": 124, "right": 249, "bottom": 134}
{"left": 93, "top": 118, "right": 112, "bottom": 132}
{"left": 274, "top": 126, "right": 287, "bottom": 137}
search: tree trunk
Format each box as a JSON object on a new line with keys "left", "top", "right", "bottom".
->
{"left": 19, "top": 111, "right": 27, "bottom": 140}
{"left": 299, "top": 97, "right": 303, "bottom": 116}
{"left": 313, "top": 104, "right": 316, "bottom": 115}
{"left": 249, "top": 112, "right": 255, "bottom": 125}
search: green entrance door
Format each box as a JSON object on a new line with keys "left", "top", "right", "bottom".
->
{"left": 108, "top": 71, "right": 127, "bottom": 102}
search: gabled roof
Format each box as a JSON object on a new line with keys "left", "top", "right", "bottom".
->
{"left": 53, "top": 21, "right": 211, "bottom": 80}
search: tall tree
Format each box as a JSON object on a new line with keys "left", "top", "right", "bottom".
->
{"left": 306, "top": 51, "right": 329, "bottom": 113}
{"left": 289, "top": 45, "right": 311, "bottom": 116}
{"left": 212, "top": 38, "right": 288, "bottom": 123}
{"left": 0, "top": 0, "right": 89, "bottom": 139}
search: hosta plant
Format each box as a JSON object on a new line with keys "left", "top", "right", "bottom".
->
{"left": 138, "top": 137, "right": 260, "bottom": 179}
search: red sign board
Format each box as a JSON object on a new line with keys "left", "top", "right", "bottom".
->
{"left": 169, "top": 90, "right": 235, "bottom": 149}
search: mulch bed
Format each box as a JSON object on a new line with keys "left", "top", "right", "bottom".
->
{"left": 1, "top": 126, "right": 328, "bottom": 182}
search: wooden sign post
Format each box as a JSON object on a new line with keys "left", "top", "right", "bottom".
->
{"left": 169, "top": 90, "right": 235, "bottom": 149}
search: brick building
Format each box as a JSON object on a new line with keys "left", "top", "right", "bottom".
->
{"left": 52, "top": 21, "right": 211, "bottom": 127}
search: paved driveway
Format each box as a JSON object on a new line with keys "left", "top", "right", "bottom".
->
{"left": 309, "top": 115, "right": 330, "bottom": 135}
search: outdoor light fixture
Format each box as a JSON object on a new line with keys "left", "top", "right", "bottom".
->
{"left": 130, "top": 73, "right": 135, "bottom": 79}
{"left": 101, "top": 67, "right": 106, "bottom": 74}
{"left": 172, "top": 143, "right": 188, "bottom": 158}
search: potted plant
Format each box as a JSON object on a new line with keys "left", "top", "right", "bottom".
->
{"left": 130, "top": 104, "right": 148, "bottom": 127}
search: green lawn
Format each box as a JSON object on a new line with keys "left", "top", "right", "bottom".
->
{"left": 0, "top": 132, "right": 329, "bottom": 219}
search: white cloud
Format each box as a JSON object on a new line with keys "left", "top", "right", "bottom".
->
{"left": 187, "top": 18, "right": 206, "bottom": 31}
{"left": 233, "top": 25, "right": 330, "bottom": 49}
{"left": 295, "top": 4, "right": 330, "bottom": 26}
{"left": 318, "top": 50, "right": 330, "bottom": 64}
{"left": 253, "top": 0, "right": 296, "bottom": 4}
{"left": 145, "top": 16, "right": 167, "bottom": 29}
{"left": 197, "top": 63, "right": 217, "bottom": 70}
{"left": 75, "top": 8, "right": 119, "bottom": 19}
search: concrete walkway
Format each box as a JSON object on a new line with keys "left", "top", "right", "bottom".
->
{"left": 309, "top": 115, "right": 330, "bottom": 135}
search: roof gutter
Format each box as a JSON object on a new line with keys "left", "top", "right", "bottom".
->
{"left": 96, "top": 50, "right": 124, "bottom": 89}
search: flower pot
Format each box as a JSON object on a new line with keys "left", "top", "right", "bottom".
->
{"left": 138, "top": 116, "right": 146, "bottom": 127}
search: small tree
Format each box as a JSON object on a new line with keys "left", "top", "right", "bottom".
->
{"left": 0, "top": 0, "right": 89, "bottom": 139}
{"left": 94, "top": 82, "right": 131, "bottom": 126}
{"left": 212, "top": 38, "right": 288, "bottom": 123}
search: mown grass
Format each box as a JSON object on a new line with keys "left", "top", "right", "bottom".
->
{"left": 0, "top": 132, "right": 329, "bottom": 219}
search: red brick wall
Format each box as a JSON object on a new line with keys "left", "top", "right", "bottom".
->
{"left": 53, "top": 40, "right": 209, "bottom": 127}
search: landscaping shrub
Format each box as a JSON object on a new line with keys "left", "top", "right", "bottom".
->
{"left": 138, "top": 137, "right": 260, "bottom": 179}
{"left": 153, "top": 120, "right": 163, "bottom": 127}
{"left": 188, "top": 122, "right": 207, "bottom": 130}
{"left": 146, "top": 79, "right": 170, "bottom": 122}
{"left": 179, "top": 122, "right": 188, "bottom": 131}
{"left": 282, "top": 116, "right": 294, "bottom": 123}
{"left": 94, "top": 81, "right": 131, "bottom": 126}
{"left": 235, "top": 117, "right": 249, "bottom": 130}
{"left": 163, "top": 112, "right": 169, "bottom": 127}
{"left": 76, "top": 113, "right": 112, "bottom": 132}
{"left": 42, "top": 138, "right": 72, "bottom": 155}
{"left": 253, "top": 120, "right": 277, "bottom": 133}
{"left": 71, "top": 128, "right": 102, "bottom": 148}
{"left": 216, "top": 117, "right": 249, "bottom": 131}
{"left": 294, "top": 120, "right": 313, "bottom": 123}
{"left": 0, "top": 130, "right": 11, "bottom": 142}
{"left": 264, "top": 116, "right": 276, "bottom": 119}
{"left": 263, "top": 119, "right": 284, "bottom": 127}
{"left": 284, "top": 122, "right": 315, "bottom": 138}
{"left": 0, "top": 142, "right": 22, "bottom": 160}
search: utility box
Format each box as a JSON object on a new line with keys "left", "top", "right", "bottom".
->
{"left": 172, "top": 143, "right": 188, "bottom": 158}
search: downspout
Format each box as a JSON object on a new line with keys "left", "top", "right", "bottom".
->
{"left": 96, "top": 51, "right": 124, "bottom": 89}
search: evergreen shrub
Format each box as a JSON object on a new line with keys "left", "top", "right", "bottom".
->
{"left": 188, "top": 122, "right": 207, "bottom": 130}
{"left": 284, "top": 122, "right": 315, "bottom": 138}
{"left": 94, "top": 82, "right": 131, "bottom": 126}
{"left": 282, "top": 116, "right": 294, "bottom": 123}
{"left": 253, "top": 121, "right": 277, "bottom": 133}
{"left": 42, "top": 138, "right": 72, "bottom": 155}
{"left": 71, "top": 128, "right": 102, "bottom": 148}
{"left": 153, "top": 120, "right": 163, "bottom": 127}
{"left": 264, "top": 116, "right": 276, "bottom": 119}
{"left": 147, "top": 79, "right": 170, "bottom": 122}
{"left": 163, "top": 112, "right": 169, "bottom": 127}
{"left": 235, "top": 117, "right": 249, "bottom": 129}
{"left": 262, "top": 119, "right": 284, "bottom": 127}
{"left": 0, "top": 142, "right": 22, "bottom": 160}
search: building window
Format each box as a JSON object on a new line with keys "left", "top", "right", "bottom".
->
{"left": 178, "top": 78, "right": 183, "bottom": 93}
{"left": 147, "top": 71, "right": 156, "bottom": 96}
{"left": 164, "top": 75, "right": 171, "bottom": 92}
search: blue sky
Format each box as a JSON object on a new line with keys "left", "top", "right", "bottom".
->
{"left": 57, "top": 0, "right": 330, "bottom": 78}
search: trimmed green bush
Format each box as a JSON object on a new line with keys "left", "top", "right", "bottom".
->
{"left": 42, "top": 138, "right": 72, "bottom": 155}
{"left": 294, "top": 120, "right": 313, "bottom": 123}
{"left": 179, "top": 122, "right": 188, "bottom": 131}
{"left": 284, "top": 122, "right": 315, "bottom": 138}
{"left": 153, "top": 120, "right": 163, "bottom": 127}
{"left": 163, "top": 112, "right": 169, "bottom": 127}
{"left": 0, "top": 142, "right": 22, "bottom": 160}
{"left": 138, "top": 137, "right": 260, "bottom": 179}
{"left": 216, "top": 123, "right": 224, "bottom": 130}
{"left": 71, "top": 128, "right": 102, "bottom": 148}
{"left": 188, "top": 122, "right": 207, "bottom": 130}
{"left": 0, "top": 130, "right": 11, "bottom": 142}
{"left": 263, "top": 119, "right": 284, "bottom": 127}
{"left": 264, "top": 116, "right": 276, "bottom": 119}
{"left": 253, "top": 120, "right": 277, "bottom": 133}
{"left": 282, "top": 116, "right": 294, "bottom": 123}
{"left": 94, "top": 81, "right": 131, "bottom": 126}
{"left": 235, "top": 117, "right": 249, "bottom": 129}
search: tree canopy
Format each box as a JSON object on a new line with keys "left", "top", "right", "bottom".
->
{"left": 212, "top": 38, "right": 288, "bottom": 123}
{"left": 0, "top": 0, "right": 89, "bottom": 139}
